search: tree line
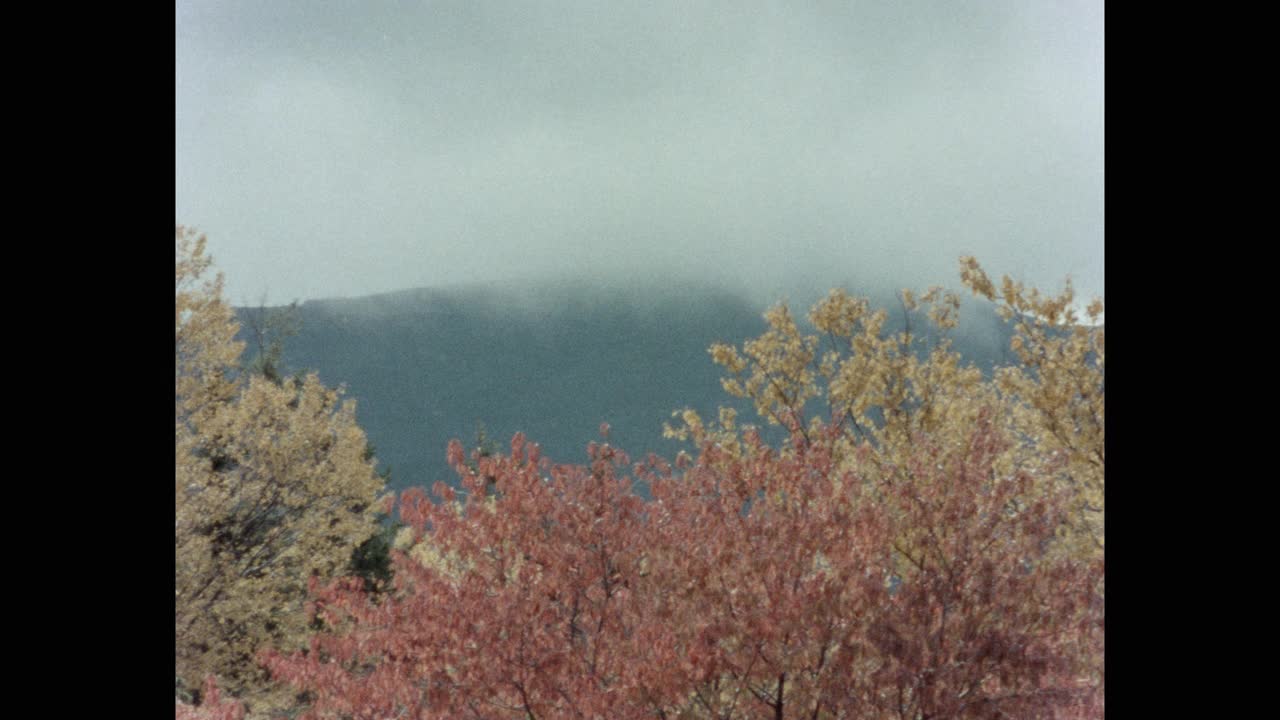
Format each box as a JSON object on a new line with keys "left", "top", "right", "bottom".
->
{"left": 176, "top": 226, "right": 1103, "bottom": 719}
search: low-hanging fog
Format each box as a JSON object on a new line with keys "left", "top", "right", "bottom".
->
{"left": 177, "top": 1, "right": 1103, "bottom": 310}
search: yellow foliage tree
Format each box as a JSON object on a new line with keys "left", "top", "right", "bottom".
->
{"left": 959, "top": 257, "right": 1104, "bottom": 558}
{"left": 175, "top": 227, "right": 387, "bottom": 716}
{"left": 668, "top": 257, "right": 1103, "bottom": 562}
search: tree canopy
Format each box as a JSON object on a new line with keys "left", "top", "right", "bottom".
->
{"left": 176, "top": 227, "right": 389, "bottom": 715}
{"left": 255, "top": 259, "right": 1102, "bottom": 719}
{"left": 177, "top": 234, "right": 1102, "bottom": 719}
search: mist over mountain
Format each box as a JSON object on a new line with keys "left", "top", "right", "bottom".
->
{"left": 236, "top": 280, "right": 1014, "bottom": 495}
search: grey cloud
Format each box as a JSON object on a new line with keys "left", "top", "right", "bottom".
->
{"left": 177, "top": 1, "right": 1102, "bottom": 308}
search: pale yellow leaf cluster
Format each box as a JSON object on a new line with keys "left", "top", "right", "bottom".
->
{"left": 662, "top": 406, "right": 743, "bottom": 460}
{"left": 404, "top": 529, "right": 475, "bottom": 582}
{"left": 175, "top": 228, "right": 386, "bottom": 716}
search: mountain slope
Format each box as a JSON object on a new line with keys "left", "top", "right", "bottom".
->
{"left": 236, "top": 282, "right": 1014, "bottom": 494}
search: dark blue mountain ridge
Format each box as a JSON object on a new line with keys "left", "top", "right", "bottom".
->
{"left": 234, "top": 280, "right": 1016, "bottom": 495}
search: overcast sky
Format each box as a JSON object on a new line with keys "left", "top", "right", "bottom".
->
{"left": 176, "top": 1, "right": 1103, "bottom": 308}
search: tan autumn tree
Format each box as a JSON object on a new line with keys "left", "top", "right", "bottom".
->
{"left": 176, "top": 227, "right": 388, "bottom": 716}
{"left": 958, "top": 258, "right": 1104, "bottom": 558}
{"left": 668, "top": 257, "right": 1103, "bottom": 561}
